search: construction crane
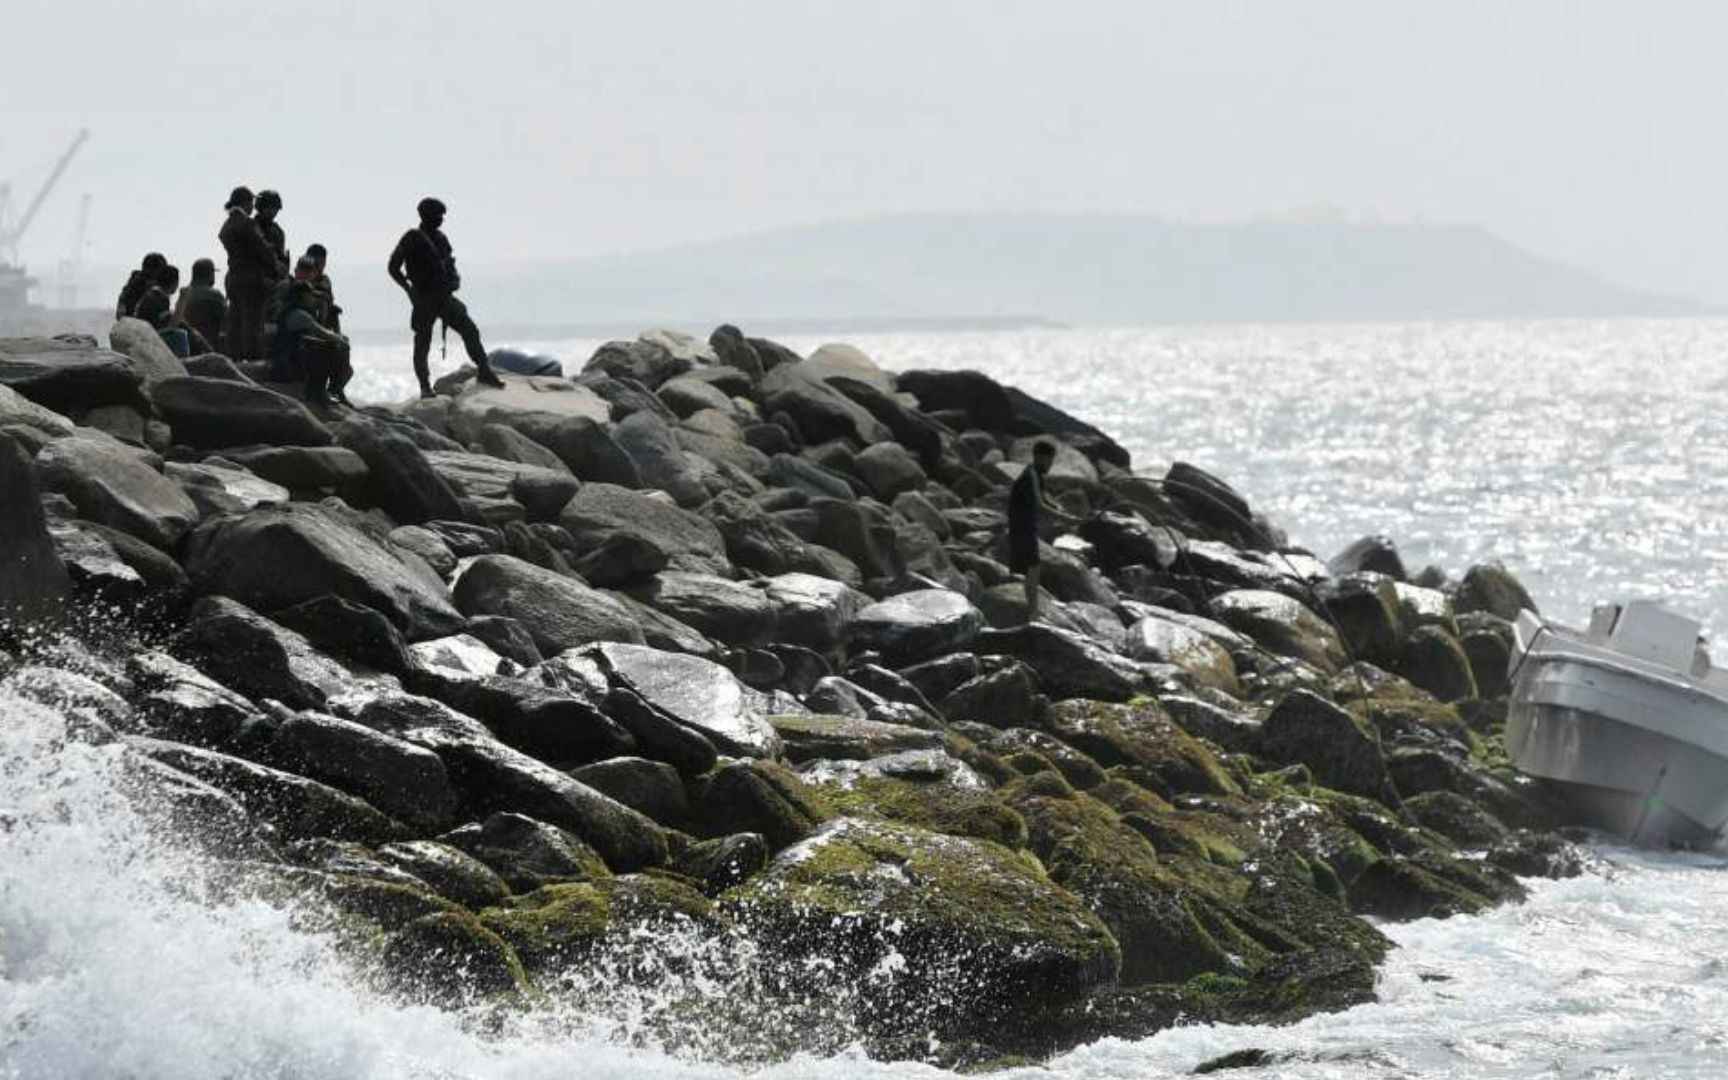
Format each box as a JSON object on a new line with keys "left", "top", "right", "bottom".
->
{"left": 0, "top": 129, "right": 90, "bottom": 269}
{"left": 55, "top": 193, "right": 93, "bottom": 309}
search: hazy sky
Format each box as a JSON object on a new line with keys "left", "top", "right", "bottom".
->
{"left": 8, "top": 1, "right": 1728, "bottom": 301}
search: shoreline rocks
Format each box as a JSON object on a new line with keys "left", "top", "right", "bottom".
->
{"left": 0, "top": 324, "right": 1579, "bottom": 1066}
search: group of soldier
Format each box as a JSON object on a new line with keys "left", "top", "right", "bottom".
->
{"left": 115, "top": 189, "right": 508, "bottom": 407}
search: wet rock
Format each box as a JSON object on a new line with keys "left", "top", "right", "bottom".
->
{"left": 568, "top": 756, "right": 689, "bottom": 825}
{"left": 355, "top": 693, "right": 667, "bottom": 871}
{"left": 761, "top": 571, "right": 868, "bottom": 652}
{"left": 1453, "top": 561, "right": 1538, "bottom": 621}
{"left": 331, "top": 417, "right": 467, "bottom": 525}
{"left": 478, "top": 876, "right": 715, "bottom": 982}
{"left": 696, "top": 760, "right": 828, "bottom": 849}
{"left": 974, "top": 624, "right": 1171, "bottom": 703}
{"left": 0, "top": 431, "right": 72, "bottom": 627}
{"left": 1164, "top": 461, "right": 1261, "bottom": 546}
{"left": 560, "top": 483, "right": 731, "bottom": 577}
{"left": 1209, "top": 590, "right": 1347, "bottom": 673}
{"left": 130, "top": 736, "right": 407, "bottom": 843}
{"left": 274, "top": 594, "right": 416, "bottom": 674}
{"left": 423, "top": 450, "right": 579, "bottom": 522}
{"left": 165, "top": 460, "right": 290, "bottom": 516}
{"left": 1043, "top": 699, "right": 1238, "bottom": 799}
{"left": 1403, "top": 790, "right": 1508, "bottom": 849}
{"left": 1124, "top": 612, "right": 1240, "bottom": 695}
{"left": 219, "top": 445, "right": 369, "bottom": 494}
{"left": 150, "top": 376, "right": 331, "bottom": 448}
{"left": 405, "top": 669, "right": 635, "bottom": 768}
{"left": 172, "top": 596, "right": 352, "bottom": 710}
{"left": 899, "top": 652, "right": 983, "bottom": 703}
{"left": 379, "top": 912, "right": 527, "bottom": 1005}
{"left": 700, "top": 490, "right": 853, "bottom": 581}
{"left": 376, "top": 840, "right": 512, "bottom": 908}
{"left": 598, "top": 686, "right": 720, "bottom": 776}
{"left": 673, "top": 832, "right": 769, "bottom": 896}
{"left": 249, "top": 708, "right": 459, "bottom": 833}
{"left": 442, "top": 811, "right": 610, "bottom": 890}
{"left": 34, "top": 436, "right": 198, "bottom": 549}
{"left": 0, "top": 337, "right": 145, "bottom": 412}
{"left": 634, "top": 571, "right": 777, "bottom": 646}
{"left": 1460, "top": 626, "right": 1512, "bottom": 698}
{"left": 128, "top": 650, "right": 263, "bottom": 748}
{"left": 1395, "top": 625, "right": 1479, "bottom": 703}
{"left": 770, "top": 712, "right": 944, "bottom": 763}
{"left": 723, "top": 817, "right": 1120, "bottom": 1041}
{"left": 452, "top": 554, "right": 644, "bottom": 652}
{"left": 941, "top": 664, "right": 1047, "bottom": 728}
{"left": 1328, "top": 534, "right": 1407, "bottom": 580}
{"left": 388, "top": 525, "right": 457, "bottom": 579}
{"left": 1314, "top": 574, "right": 1404, "bottom": 666}
{"left": 579, "top": 642, "right": 781, "bottom": 758}
{"left": 851, "top": 589, "right": 984, "bottom": 662}
{"left": 185, "top": 503, "right": 464, "bottom": 641}
{"left": 1486, "top": 829, "right": 1590, "bottom": 879}
{"left": 1256, "top": 690, "right": 1399, "bottom": 805}
{"left": 464, "top": 615, "right": 544, "bottom": 668}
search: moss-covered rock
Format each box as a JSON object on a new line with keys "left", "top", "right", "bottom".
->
{"left": 1453, "top": 561, "right": 1537, "bottom": 621}
{"left": 379, "top": 911, "right": 530, "bottom": 1005}
{"left": 1042, "top": 698, "right": 1240, "bottom": 799}
{"left": 480, "top": 874, "right": 715, "bottom": 980}
{"left": 693, "top": 760, "right": 828, "bottom": 849}
{"left": 671, "top": 832, "right": 770, "bottom": 896}
{"left": 1403, "top": 790, "right": 1509, "bottom": 848}
{"left": 1256, "top": 690, "right": 1399, "bottom": 806}
{"left": 440, "top": 812, "right": 611, "bottom": 892}
{"left": 721, "top": 817, "right": 1121, "bottom": 1045}
{"left": 1395, "top": 625, "right": 1478, "bottom": 702}
{"left": 1315, "top": 574, "right": 1404, "bottom": 666}
{"left": 813, "top": 773, "right": 1028, "bottom": 848}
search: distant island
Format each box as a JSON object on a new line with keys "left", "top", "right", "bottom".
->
{"left": 403, "top": 213, "right": 1697, "bottom": 334}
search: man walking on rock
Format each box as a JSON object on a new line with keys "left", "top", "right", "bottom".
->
{"left": 387, "top": 196, "right": 504, "bottom": 397}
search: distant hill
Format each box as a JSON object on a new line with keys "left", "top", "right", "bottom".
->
{"left": 337, "top": 213, "right": 1703, "bottom": 331}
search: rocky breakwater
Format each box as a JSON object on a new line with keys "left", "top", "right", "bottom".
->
{"left": 0, "top": 324, "right": 1584, "bottom": 1067}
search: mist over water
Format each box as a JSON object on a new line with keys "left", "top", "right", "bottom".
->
{"left": 10, "top": 318, "right": 1728, "bottom": 1077}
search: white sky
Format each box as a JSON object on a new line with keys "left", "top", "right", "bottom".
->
{"left": 7, "top": 0, "right": 1727, "bottom": 301}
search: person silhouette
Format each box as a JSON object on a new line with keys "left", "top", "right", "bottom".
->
{"left": 387, "top": 196, "right": 504, "bottom": 397}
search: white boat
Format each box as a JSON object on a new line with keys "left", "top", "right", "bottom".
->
{"left": 1506, "top": 600, "right": 1728, "bottom": 848}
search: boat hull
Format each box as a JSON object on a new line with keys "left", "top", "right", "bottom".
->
{"left": 1507, "top": 652, "right": 1728, "bottom": 848}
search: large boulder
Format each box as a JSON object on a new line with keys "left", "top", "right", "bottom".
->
{"left": 612, "top": 409, "right": 711, "bottom": 507}
{"left": 1123, "top": 612, "right": 1240, "bottom": 695}
{"left": 332, "top": 418, "right": 468, "bottom": 526}
{"left": 974, "top": 624, "right": 1169, "bottom": 703}
{"left": 1315, "top": 574, "right": 1404, "bottom": 666}
{"left": 579, "top": 642, "right": 782, "bottom": 758}
{"left": 149, "top": 376, "right": 332, "bottom": 448}
{"left": 1454, "top": 562, "right": 1538, "bottom": 621}
{"left": 0, "top": 432, "right": 72, "bottom": 627}
{"left": 172, "top": 596, "right": 353, "bottom": 710}
{"left": 1396, "top": 625, "right": 1479, "bottom": 702}
{"left": 633, "top": 571, "right": 777, "bottom": 646}
{"left": 699, "top": 490, "right": 855, "bottom": 582}
{"left": 723, "top": 818, "right": 1120, "bottom": 1041}
{"left": 34, "top": 436, "right": 199, "bottom": 550}
{"left": 0, "top": 383, "right": 75, "bottom": 438}
{"left": 165, "top": 461, "right": 290, "bottom": 517}
{"left": 247, "top": 708, "right": 460, "bottom": 833}
{"left": 895, "top": 369, "right": 1015, "bottom": 431}
{"left": 559, "top": 483, "right": 731, "bottom": 578}
{"left": 759, "top": 364, "right": 892, "bottom": 446}
{"left": 444, "top": 377, "right": 611, "bottom": 441}
{"left": 1043, "top": 699, "right": 1237, "bottom": 798}
{"left": 1209, "top": 589, "right": 1348, "bottom": 673}
{"left": 219, "top": 445, "right": 368, "bottom": 494}
{"left": 851, "top": 589, "right": 984, "bottom": 662}
{"left": 1257, "top": 689, "right": 1399, "bottom": 805}
{"left": 109, "top": 317, "right": 190, "bottom": 381}
{"left": 452, "top": 554, "right": 644, "bottom": 653}
{"left": 582, "top": 339, "right": 687, "bottom": 389}
{"left": 0, "top": 337, "right": 144, "bottom": 412}
{"left": 423, "top": 450, "right": 579, "bottom": 522}
{"left": 184, "top": 503, "right": 463, "bottom": 641}
{"left": 853, "top": 441, "right": 927, "bottom": 501}
{"left": 762, "top": 572, "right": 869, "bottom": 652}
{"left": 769, "top": 713, "right": 943, "bottom": 764}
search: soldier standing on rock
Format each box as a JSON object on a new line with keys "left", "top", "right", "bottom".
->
{"left": 255, "top": 190, "right": 289, "bottom": 277}
{"left": 218, "top": 186, "right": 279, "bottom": 359}
{"left": 387, "top": 196, "right": 505, "bottom": 398}
{"left": 1008, "top": 440, "right": 1079, "bottom": 621}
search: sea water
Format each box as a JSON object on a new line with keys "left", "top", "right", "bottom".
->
{"left": 8, "top": 319, "right": 1728, "bottom": 1078}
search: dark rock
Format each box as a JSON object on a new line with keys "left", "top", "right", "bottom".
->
{"left": 896, "top": 369, "right": 1015, "bottom": 431}
{"left": 1315, "top": 574, "right": 1405, "bottom": 666}
{"left": 165, "top": 461, "right": 290, "bottom": 517}
{"left": 1044, "top": 699, "right": 1238, "bottom": 798}
{"left": 700, "top": 490, "right": 851, "bottom": 581}
{"left": 941, "top": 664, "right": 1046, "bottom": 728}
{"left": 599, "top": 686, "right": 720, "bottom": 776}
{"left": 128, "top": 650, "right": 263, "bottom": 748}
{"left": 1209, "top": 589, "right": 1347, "bottom": 673}
{"left": 759, "top": 364, "right": 892, "bottom": 446}
{"left": 709, "top": 324, "right": 765, "bottom": 380}
{"left": 568, "top": 756, "right": 689, "bottom": 825}
{"left": 634, "top": 570, "right": 777, "bottom": 646}
{"left": 375, "top": 840, "right": 511, "bottom": 908}
{"left": 441, "top": 811, "right": 609, "bottom": 890}
{"left": 185, "top": 503, "right": 464, "bottom": 641}
{"left": 580, "top": 642, "right": 782, "bottom": 758}
{"left": 0, "top": 432, "right": 72, "bottom": 627}
{"left": 673, "top": 832, "right": 769, "bottom": 895}
{"left": 851, "top": 589, "right": 983, "bottom": 662}
{"left": 508, "top": 412, "right": 640, "bottom": 486}
{"left": 423, "top": 450, "right": 579, "bottom": 522}
{"left": 379, "top": 912, "right": 526, "bottom": 1005}
{"left": 1164, "top": 461, "right": 1262, "bottom": 547}
{"left": 172, "top": 596, "right": 352, "bottom": 710}
{"left": 1257, "top": 690, "right": 1399, "bottom": 805}
{"left": 0, "top": 338, "right": 145, "bottom": 412}
{"left": 829, "top": 376, "right": 949, "bottom": 468}
{"left": 1000, "top": 383, "right": 1130, "bottom": 468}
{"left": 900, "top": 652, "right": 982, "bottom": 703}
{"left": 220, "top": 445, "right": 369, "bottom": 494}
{"left": 332, "top": 418, "right": 467, "bottom": 525}
{"left": 560, "top": 483, "right": 731, "bottom": 577}
{"left": 130, "top": 736, "right": 407, "bottom": 843}
{"left": 656, "top": 374, "right": 735, "bottom": 418}
{"left": 1396, "top": 626, "right": 1479, "bottom": 703}
{"left": 974, "top": 624, "right": 1170, "bottom": 703}
{"left": 150, "top": 376, "right": 331, "bottom": 448}
{"left": 274, "top": 595, "right": 416, "bottom": 674}
{"left": 614, "top": 409, "right": 711, "bottom": 507}
{"left": 35, "top": 436, "right": 198, "bottom": 550}
{"left": 761, "top": 571, "right": 869, "bottom": 651}
{"left": 853, "top": 441, "right": 927, "bottom": 501}
{"left": 1454, "top": 562, "right": 1538, "bottom": 620}
{"left": 1461, "top": 628, "right": 1512, "bottom": 698}
{"left": 582, "top": 338, "right": 686, "bottom": 389}
{"left": 406, "top": 670, "right": 636, "bottom": 767}
{"left": 476, "top": 422, "right": 574, "bottom": 474}
{"left": 1123, "top": 613, "right": 1241, "bottom": 695}
{"left": 1486, "top": 829, "right": 1590, "bottom": 879}
{"left": 464, "top": 615, "right": 544, "bottom": 667}
{"left": 769, "top": 453, "right": 855, "bottom": 501}
{"left": 695, "top": 760, "right": 827, "bottom": 849}
{"left": 770, "top": 712, "right": 944, "bottom": 764}
{"left": 109, "top": 316, "right": 189, "bottom": 381}
{"left": 388, "top": 525, "right": 457, "bottom": 578}
{"left": 1329, "top": 534, "right": 1408, "bottom": 581}
{"left": 182, "top": 353, "right": 251, "bottom": 382}
{"left": 249, "top": 708, "right": 459, "bottom": 833}
{"left": 842, "top": 662, "right": 940, "bottom": 715}
{"left": 1403, "top": 790, "right": 1508, "bottom": 848}
{"left": 452, "top": 554, "right": 643, "bottom": 653}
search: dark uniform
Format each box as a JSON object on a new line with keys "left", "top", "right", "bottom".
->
{"left": 388, "top": 219, "right": 498, "bottom": 392}
{"left": 1006, "top": 464, "right": 1044, "bottom": 573}
{"left": 132, "top": 284, "right": 172, "bottom": 327}
{"left": 259, "top": 217, "right": 289, "bottom": 277}
{"left": 219, "top": 208, "right": 279, "bottom": 359}
{"left": 115, "top": 270, "right": 154, "bottom": 322}
{"left": 311, "top": 271, "right": 341, "bottom": 333}
{"left": 180, "top": 285, "right": 227, "bottom": 354}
